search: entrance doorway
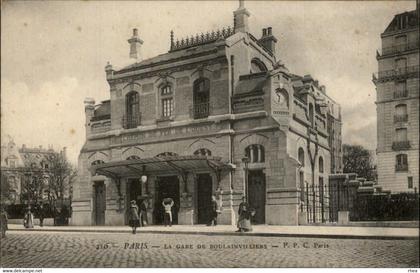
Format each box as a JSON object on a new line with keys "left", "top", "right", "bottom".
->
{"left": 126, "top": 178, "right": 142, "bottom": 224}
{"left": 248, "top": 170, "right": 266, "bottom": 224}
{"left": 196, "top": 173, "right": 213, "bottom": 224}
{"left": 154, "top": 176, "right": 180, "bottom": 225}
{"left": 93, "top": 181, "right": 106, "bottom": 225}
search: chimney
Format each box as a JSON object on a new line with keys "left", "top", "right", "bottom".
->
{"left": 84, "top": 98, "right": 95, "bottom": 138}
{"left": 62, "top": 147, "right": 67, "bottom": 160}
{"left": 233, "top": 0, "right": 250, "bottom": 33}
{"left": 128, "top": 28, "right": 144, "bottom": 60}
{"left": 105, "top": 62, "right": 114, "bottom": 81}
{"left": 259, "top": 26, "right": 277, "bottom": 55}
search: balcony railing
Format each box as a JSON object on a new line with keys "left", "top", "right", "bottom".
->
{"left": 392, "top": 140, "right": 411, "bottom": 151}
{"left": 192, "top": 102, "right": 210, "bottom": 119}
{"left": 122, "top": 113, "right": 141, "bottom": 129}
{"left": 378, "top": 41, "right": 420, "bottom": 57}
{"left": 374, "top": 65, "right": 419, "bottom": 81}
{"left": 395, "top": 164, "right": 409, "bottom": 172}
{"left": 394, "top": 114, "right": 408, "bottom": 123}
{"left": 394, "top": 89, "right": 408, "bottom": 99}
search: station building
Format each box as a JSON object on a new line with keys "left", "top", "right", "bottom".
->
{"left": 71, "top": 1, "right": 342, "bottom": 226}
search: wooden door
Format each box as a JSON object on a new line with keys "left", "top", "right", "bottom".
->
{"left": 197, "top": 173, "right": 212, "bottom": 224}
{"left": 94, "top": 182, "right": 105, "bottom": 225}
{"left": 248, "top": 170, "right": 266, "bottom": 224}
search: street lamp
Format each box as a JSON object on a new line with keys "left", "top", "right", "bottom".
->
{"left": 140, "top": 165, "right": 148, "bottom": 194}
{"left": 242, "top": 156, "right": 250, "bottom": 202}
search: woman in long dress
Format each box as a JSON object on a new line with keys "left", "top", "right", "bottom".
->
{"left": 24, "top": 206, "right": 34, "bottom": 229}
{"left": 128, "top": 200, "right": 140, "bottom": 234}
{"left": 237, "top": 196, "right": 252, "bottom": 232}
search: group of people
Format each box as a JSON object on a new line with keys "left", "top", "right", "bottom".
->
{"left": 127, "top": 195, "right": 254, "bottom": 233}
{"left": 128, "top": 199, "right": 149, "bottom": 234}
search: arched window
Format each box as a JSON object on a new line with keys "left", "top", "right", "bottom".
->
{"left": 194, "top": 148, "right": 212, "bottom": 156}
{"left": 250, "top": 58, "right": 268, "bottom": 73}
{"left": 309, "top": 103, "right": 314, "bottom": 127}
{"left": 193, "top": 78, "right": 210, "bottom": 119}
{"left": 156, "top": 152, "right": 178, "bottom": 158}
{"left": 161, "top": 85, "right": 174, "bottom": 118}
{"left": 91, "top": 160, "right": 105, "bottom": 166}
{"left": 124, "top": 91, "right": 140, "bottom": 129}
{"left": 245, "top": 144, "right": 265, "bottom": 163}
{"left": 319, "top": 157, "right": 324, "bottom": 173}
{"left": 298, "top": 147, "right": 305, "bottom": 167}
{"left": 126, "top": 155, "right": 140, "bottom": 160}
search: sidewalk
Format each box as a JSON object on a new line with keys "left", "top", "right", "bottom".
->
{"left": 8, "top": 224, "right": 419, "bottom": 240}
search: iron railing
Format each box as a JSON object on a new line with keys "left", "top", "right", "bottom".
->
{"left": 192, "top": 102, "right": 210, "bottom": 119}
{"left": 392, "top": 140, "right": 411, "bottom": 151}
{"left": 378, "top": 41, "right": 420, "bottom": 57}
{"left": 122, "top": 113, "right": 141, "bottom": 129}
{"left": 374, "top": 65, "right": 419, "bottom": 81}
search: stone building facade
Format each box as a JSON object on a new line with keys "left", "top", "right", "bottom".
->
{"left": 72, "top": 2, "right": 342, "bottom": 226}
{"left": 374, "top": 6, "right": 419, "bottom": 192}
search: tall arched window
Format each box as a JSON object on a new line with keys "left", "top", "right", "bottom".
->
{"left": 194, "top": 148, "right": 212, "bottom": 156}
{"left": 126, "top": 155, "right": 140, "bottom": 160}
{"left": 161, "top": 85, "right": 174, "bottom": 118}
{"left": 319, "top": 157, "right": 324, "bottom": 173}
{"left": 91, "top": 160, "right": 105, "bottom": 166}
{"left": 298, "top": 147, "right": 305, "bottom": 167}
{"left": 309, "top": 103, "right": 314, "bottom": 127}
{"left": 245, "top": 144, "right": 265, "bottom": 163}
{"left": 125, "top": 91, "right": 140, "bottom": 129}
{"left": 250, "top": 58, "right": 268, "bottom": 73}
{"left": 193, "top": 78, "right": 210, "bottom": 119}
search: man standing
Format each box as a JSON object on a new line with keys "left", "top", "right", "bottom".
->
{"left": 207, "top": 195, "right": 218, "bottom": 226}
{"left": 38, "top": 203, "right": 45, "bottom": 227}
{"left": 162, "top": 197, "right": 174, "bottom": 227}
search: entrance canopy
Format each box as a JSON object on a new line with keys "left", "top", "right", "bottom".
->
{"left": 90, "top": 155, "right": 234, "bottom": 179}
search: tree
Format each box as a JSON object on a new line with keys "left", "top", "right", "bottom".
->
{"left": 21, "top": 151, "right": 76, "bottom": 208}
{"left": 46, "top": 152, "right": 77, "bottom": 207}
{"left": 343, "top": 144, "right": 376, "bottom": 181}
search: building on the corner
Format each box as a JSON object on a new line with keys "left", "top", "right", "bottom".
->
{"left": 373, "top": 5, "right": 419, "bottom": 192}
{"left": 72, "top": 1, "right": 342, "bottom": 226}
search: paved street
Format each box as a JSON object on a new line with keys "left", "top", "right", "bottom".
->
{"left": 1, "top": 231, "right": 418, "bottom": 268}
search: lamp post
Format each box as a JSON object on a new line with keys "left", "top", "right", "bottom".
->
{"left": 141, "top": 165, "right": 148, "bottom": 194}
{"left": 242, "top": 156, "right": 250, "bottom": 202}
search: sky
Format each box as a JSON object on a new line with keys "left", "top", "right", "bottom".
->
{"left": 1, "top": 0, "right": 416, "bottom": 164}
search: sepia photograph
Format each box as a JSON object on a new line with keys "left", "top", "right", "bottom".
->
{"left": 1, "top": 0, "right": 419, "bottom": 270}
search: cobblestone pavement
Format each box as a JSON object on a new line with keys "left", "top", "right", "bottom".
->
{"left": 1, "top": 231, "right": 418, "bottom": 268}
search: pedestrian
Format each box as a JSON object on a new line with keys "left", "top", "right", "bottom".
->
{"left": 128, "top": 200, "right": 140, "bottom": 234}
{"left": 139, "top": 199, "right": 148, "bottom": 227}
{"left": 162, "top": 197, "right": 174, "bottom": 227}
{"left": 237, "top": 196, "right": 252, "bottom": 232}
{"left": 0, "top": 205, "right": 8, "bottom": 238}
{"left": 207, "top": 195, "right": 218, "bottom": 226}
{"left": 24, "top": 206, "right": 34, "bottom": 229}
{"left": 38, "top": 203, "right": 45, "bottom": 227}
